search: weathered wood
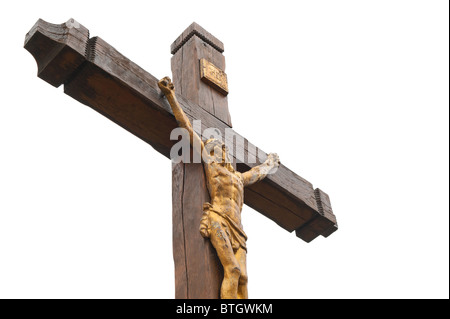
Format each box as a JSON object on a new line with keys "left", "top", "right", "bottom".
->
{"left": 243, "top": 187, "right": 309, "bottom": 231}
{"left": 24, "top": 19, "right": 338, "bottom": 243}
{"left": 171, "top": 162, "right": 188, "bottom": 298}
{"left": 171, "top": 23, "right": 231, "bottom": 126}
{"left": 171, "top": 22, "right": 224, "bottom": 55}
{"left": 296, "top": 189, "right": 337, "bottom": 242}
{"left": 24, "top": 19, "right": 89, "bottom": 87}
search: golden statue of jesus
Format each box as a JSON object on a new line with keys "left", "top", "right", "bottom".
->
{"left": 158, "top": 77, "right": 280, "bottom": 299}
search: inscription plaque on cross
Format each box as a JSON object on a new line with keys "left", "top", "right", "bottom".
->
{"left": 24, "top": 19, "right": 338, "bottom": 299}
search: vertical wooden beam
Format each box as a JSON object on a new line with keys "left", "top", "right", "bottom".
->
{"left": 171, "top": 23, "right": 230, "bottom": 299}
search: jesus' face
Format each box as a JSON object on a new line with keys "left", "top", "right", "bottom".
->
{"left": 205, "top": 139, "right": 232, "bottom": 166}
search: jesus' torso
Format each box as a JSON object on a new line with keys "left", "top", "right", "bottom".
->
{"left": 203, "top": 162, "right": 244, "bottom": 226}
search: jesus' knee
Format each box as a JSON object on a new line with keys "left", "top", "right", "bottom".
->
{"left": 224, "top": 265, "right": 241, "bottom": 281}
{"left": 221, "top": 264, "right": 241, "bottom": 299}
{"left": 239, "top": 273, "right": 248, "bottom": 286}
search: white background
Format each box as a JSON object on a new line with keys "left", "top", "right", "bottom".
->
{"left": 0, "top": 1, "right": 448, "bottom": 299}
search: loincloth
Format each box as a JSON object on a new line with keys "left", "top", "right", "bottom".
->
{"left": 200, "top": 202, "right": 248, "bottom": 252}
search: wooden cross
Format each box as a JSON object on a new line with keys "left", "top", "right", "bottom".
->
{"left": 24, "top": 18, "right": 338, "bottom": 299}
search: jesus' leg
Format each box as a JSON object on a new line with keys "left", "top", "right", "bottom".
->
{"left": 235, "top": 247, "right": 248, "bottom": 299}
{"left": 209, "top": 219, "right": 241, "bottom": 299}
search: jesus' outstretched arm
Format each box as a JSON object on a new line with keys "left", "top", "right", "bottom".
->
{"left": 241, "top": 153, "right": 280, "bottom": 186}
{"left": 158, "top": 76, "right": 208, "bottom": 160}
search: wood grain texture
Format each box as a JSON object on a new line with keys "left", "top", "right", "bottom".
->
{"left": 24, "top": 18, "right": 89, "bottom": 87}
{"left": 172, "top": 162, "right": 188, "bottom": 298}
{"left": 171, "top": 22, "right": 224, "bottom": 55}
{"left": 171, "top": 31, "right": 231, "bottom": 126}
{"left": 24, "top": 19, "right": 338, "bottom": 243}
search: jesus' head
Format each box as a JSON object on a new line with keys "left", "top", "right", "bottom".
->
{"left": 204, "top": 138, "right": 233, "bottom": 170}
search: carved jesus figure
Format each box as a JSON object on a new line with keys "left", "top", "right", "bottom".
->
{"left": 158, "top": 77, "right": 280, "bottom": 299}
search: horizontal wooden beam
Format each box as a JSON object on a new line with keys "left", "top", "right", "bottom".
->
{"left": 24, "top": 19, "right": 338, "bottom": 242}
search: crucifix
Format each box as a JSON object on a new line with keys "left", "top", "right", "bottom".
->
{"left": 24, "top": 19, "right": 338, "bottom": 299}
